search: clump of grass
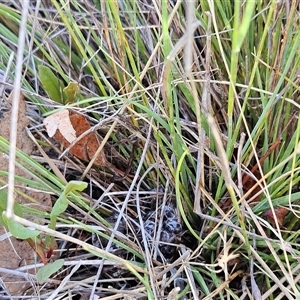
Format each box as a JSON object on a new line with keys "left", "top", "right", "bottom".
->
{"left": 0, "top": 0, "right": 300, "bottom": 299}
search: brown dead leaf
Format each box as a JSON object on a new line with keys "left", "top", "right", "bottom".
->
{"left": 44, "top": 109, "right": 107, "bottom": 166}
{"left": 44, "top": 109, "right": 122, "bottom": 172}
{"left": 262, "top": 207, "right": 288, "bottom": 227}
{"left": 242, "top": 138, "right": 281, "bottom": 204}
{"left": 242, "top": 168, "right": 262, "bottom": 203}
{"left": 43, "top": 109, "right": 76, "bottom": 143}
{"left": 0, "top": 91, "right": 52, "bottom": 295}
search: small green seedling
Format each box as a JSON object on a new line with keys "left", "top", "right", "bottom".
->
{"left": 0, "top": 189, "right": 23, "bottom": 225}
{"left": 46, "top": 180, "right": 88, "bottom": 251}
{"left": 38, "top": 65, "right": 67, "bottom": 104}
{"left": 38, "top": 65, "right": 80, "bottom": 104}
{"left": 2, "top": 180, "right": 87, "bottom": 282}
{"left": 36, "top": 259, "right": 64, "bottom": 283}
{"left": 63, "top": 81, "right": 80, "bottom": 103}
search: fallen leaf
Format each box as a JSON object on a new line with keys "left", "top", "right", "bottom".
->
{"left": 242, "top": 138, "right": 281, "bottom": 204}
{"left": 262, "top": 207, "right": 288, "bottom": 227}
{"left": 0, "top": 90, "right": 52, "bottom": 295}
{"left": 242, "top": 168, "right": 262, "bottom": 203}
{"left": 43, "top": 109, "right": 76, "bottom": 143}
{"left": 219, "top": 140, "right": 281, "bottom": 220}
{"left": 44, "top": 109, "right": 113, "bottom": 169}
{"left": 86, "top": 133, "right": 107, "bottom": 166}
{"left": 44, "top": 109, "right": 133, "bottom": 178}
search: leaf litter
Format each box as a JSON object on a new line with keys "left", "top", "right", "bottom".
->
{"left": 0, "top": 91, "right": 52, "bottom": 295}
{"left": 44, "top": 108, "right": 132, "bottom": 177}
{"left": 41, "top": 108, "right": 192, "bottom": 297}
{"left": 2, "top": 1, "right": 298, "bottom": 298}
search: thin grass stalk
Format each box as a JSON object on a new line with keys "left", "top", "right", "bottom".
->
{"left": 5, "top": 2, "right": 30, "bottom": 219}
{"left": 52, "top": 0, "right": 108, "bottom": 95}
{"left": 106, "top": 0, "right": 141, "bottom": 93}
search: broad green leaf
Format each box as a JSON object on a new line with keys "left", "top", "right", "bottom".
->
{"left": 64, "top": 180, "right": 88, "bottom": 195}
{"left": 38, "top": 65, "right": 67, "bottom": 103}
{"left": 50, "top": 181, "right": 88, "bottom": 218}
{"left": 50, "top": 194, "right": 68, "bottom": 219}
{"left": 63, "top": 82, "right": 80, "bottom": 103}
{"left": 36, "top": 259, "right": 64, "bottom": 283}
{"left": 0, "top": 190, "right": 23, "bottom": 225}
{"left": 3, "top": 215, "right": 40, "bottom": 239}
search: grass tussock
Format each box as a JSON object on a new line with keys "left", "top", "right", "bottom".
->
{"left": 0, "top": 0, "right": 300, "bottom": 299}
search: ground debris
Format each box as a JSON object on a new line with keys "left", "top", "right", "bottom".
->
{"left": 0, "top": 90, "right": 52, "bottom": 295}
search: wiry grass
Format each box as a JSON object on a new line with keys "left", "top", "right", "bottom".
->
{"left": 0, "top": 0, "right": 300, "bottom": 299}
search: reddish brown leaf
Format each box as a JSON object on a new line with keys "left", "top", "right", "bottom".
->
{"left": 220, "top": 139, "right": 281, "bottom": 213}
{"left": 44, "top": 109, "right": 131, "bottom": 178}
{"left": 262, "top": 207, "right": 288, "bottom": 227}
{"left": 242, "top": 168, "right": 262, "bottom": 203}
{"left": 86, "top": 133, "right": 107, "bottom": 166}
{"left": 44, "top": 109, "right": 108, "bottom": 166}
